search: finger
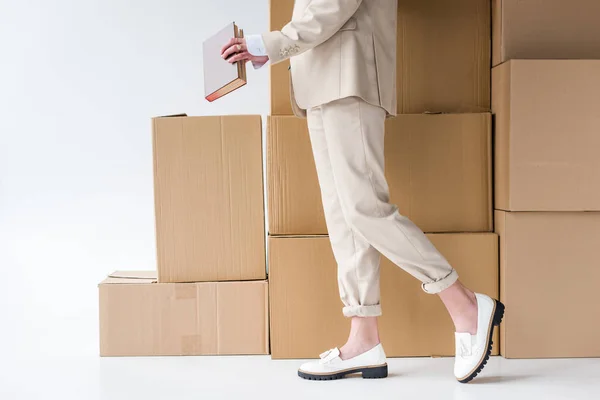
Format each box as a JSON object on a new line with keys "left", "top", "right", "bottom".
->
{"left": 228, "top": 51, "right": 251, "bottom": 63}
{"left": 227, "top": 52, "right": 249, "bottom": 63}
{"left": 222, "top": 43, "right": 247, "bottom": 60}
{"left": 220, "top": 37, "right": 242, "bottom": 55}
{"left": 220, "top": 38, "right": 235, "bottom": 55}
{"left": 222, "top": 44, "right": 240, "bottom": 60}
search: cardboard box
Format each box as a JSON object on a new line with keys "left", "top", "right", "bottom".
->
{"left": 153, "top": 115, "right": 266, "bottom": 283}
{"left": 267, "top": 114, "right": 492, "bottom": 235}
{"left": 496, "top": 211, "right": 600, "bottom": 358}
{"left": 99, "top": 272, "right": 269, "bottom": 356}
{"left": 267, "top": 116, "right": 326, "bottom": 235}
{"left": 269, "top": 234, "right": 499, "bottom": 359}
{"left": 397, "top": 0, "right": 491, "bottom": 113}
{"left": 493, "top": 0, "right": 600, "bottom": 66}
{"left": 269, "top": 0, "right": 490, "bottom": 115}
{"left": 492, "top": 60, "right": 600, "bottom": 212}
{"left": 268, "top": 236, "right": 345, "bottom": 359}
{"left": 385, "top": 114, "right": 492, "bottom": 233}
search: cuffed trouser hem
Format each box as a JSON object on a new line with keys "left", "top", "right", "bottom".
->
{"left": 421, "top": 269, "right": 459, "bottom": 294}
{"left": 342, "top": 304, "right": 382, "bottom": 318}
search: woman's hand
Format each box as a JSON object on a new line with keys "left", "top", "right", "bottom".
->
{"left": 220, "top": 37, "right": 269, "bottom": 65}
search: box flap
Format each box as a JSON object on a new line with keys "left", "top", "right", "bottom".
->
{"left": 99, "top": 271, "right": 157, "bottom": 285}
{"left": 154, "top": 113, "right": 188, "bottom": 119}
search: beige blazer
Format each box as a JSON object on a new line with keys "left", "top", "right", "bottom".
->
{"left": 262, "top": 0, "right": 397, "bottom": 118}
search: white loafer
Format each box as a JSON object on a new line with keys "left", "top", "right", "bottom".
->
{"left": 298, "top": 344, "right": 388, "bottom": 380}
{"left": 454, "top": 293, "right": 505, "bottom": 383}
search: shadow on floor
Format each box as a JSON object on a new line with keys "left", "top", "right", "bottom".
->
{"left": 469, "top": 375, "right": 535, "bottom": 384}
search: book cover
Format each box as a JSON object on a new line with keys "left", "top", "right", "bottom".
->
{"left": 203, "top": 22, "right": 247, "bottom": 102}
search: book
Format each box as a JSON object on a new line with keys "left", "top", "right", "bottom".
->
{"left": 203, "top": 22, "right": 247, "bottom": 102}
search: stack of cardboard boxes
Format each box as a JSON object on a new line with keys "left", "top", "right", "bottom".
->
{"left": 492, "top": 0, "right": 600, "bottom": 358}
{"left": 268, "top": 0, "right": 500, "bottom": 359}
{"left": 96, "top": 0, "right": 600, "bottom": 360}
{"left": 99, "top": 115, "right": 269, "bottom": 356}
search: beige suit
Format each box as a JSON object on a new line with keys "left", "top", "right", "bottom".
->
{"left": 263, "top": 0, "right": 458, "bottom": 317}
{"left": 262, "top": 0, "right": 397, "bottom": 117}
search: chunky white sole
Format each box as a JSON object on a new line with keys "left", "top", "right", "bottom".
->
{"left": 298, "top": 363, "right": 388, "bottom": 380}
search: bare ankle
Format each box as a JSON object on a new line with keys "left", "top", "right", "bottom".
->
{"left": 438, "top": 281, "right": 478, "bottom": 334}
{"left": 339, "top": 317, "right": 380, "bottom": 360}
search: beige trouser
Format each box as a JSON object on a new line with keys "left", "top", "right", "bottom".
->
{"left": 307, "top": 97, "right": 459, "bottom": 318}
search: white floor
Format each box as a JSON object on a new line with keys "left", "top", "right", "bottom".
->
{"left": 2, "top": 350, "right": 599, "bottom": 399}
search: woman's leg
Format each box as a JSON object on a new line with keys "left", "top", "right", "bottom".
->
{"left": 309, "top": 96, "right": 479, "bottom": 358}
{"left": 307, "top": 104, "right": 382, "bottom": 359}
{"left": 319, "top": 97, "right": 480, "bottom": 332}
{"left": 319, "top": 97, "right": 459, "bottom": 295}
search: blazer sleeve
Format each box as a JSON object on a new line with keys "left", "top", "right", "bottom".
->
{"left": 261, "top": 0, "right": 363, "bottom": 65}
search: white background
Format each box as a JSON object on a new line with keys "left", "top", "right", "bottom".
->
{"left": 0, "top": 0, "right": 268, "bottom": 369}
